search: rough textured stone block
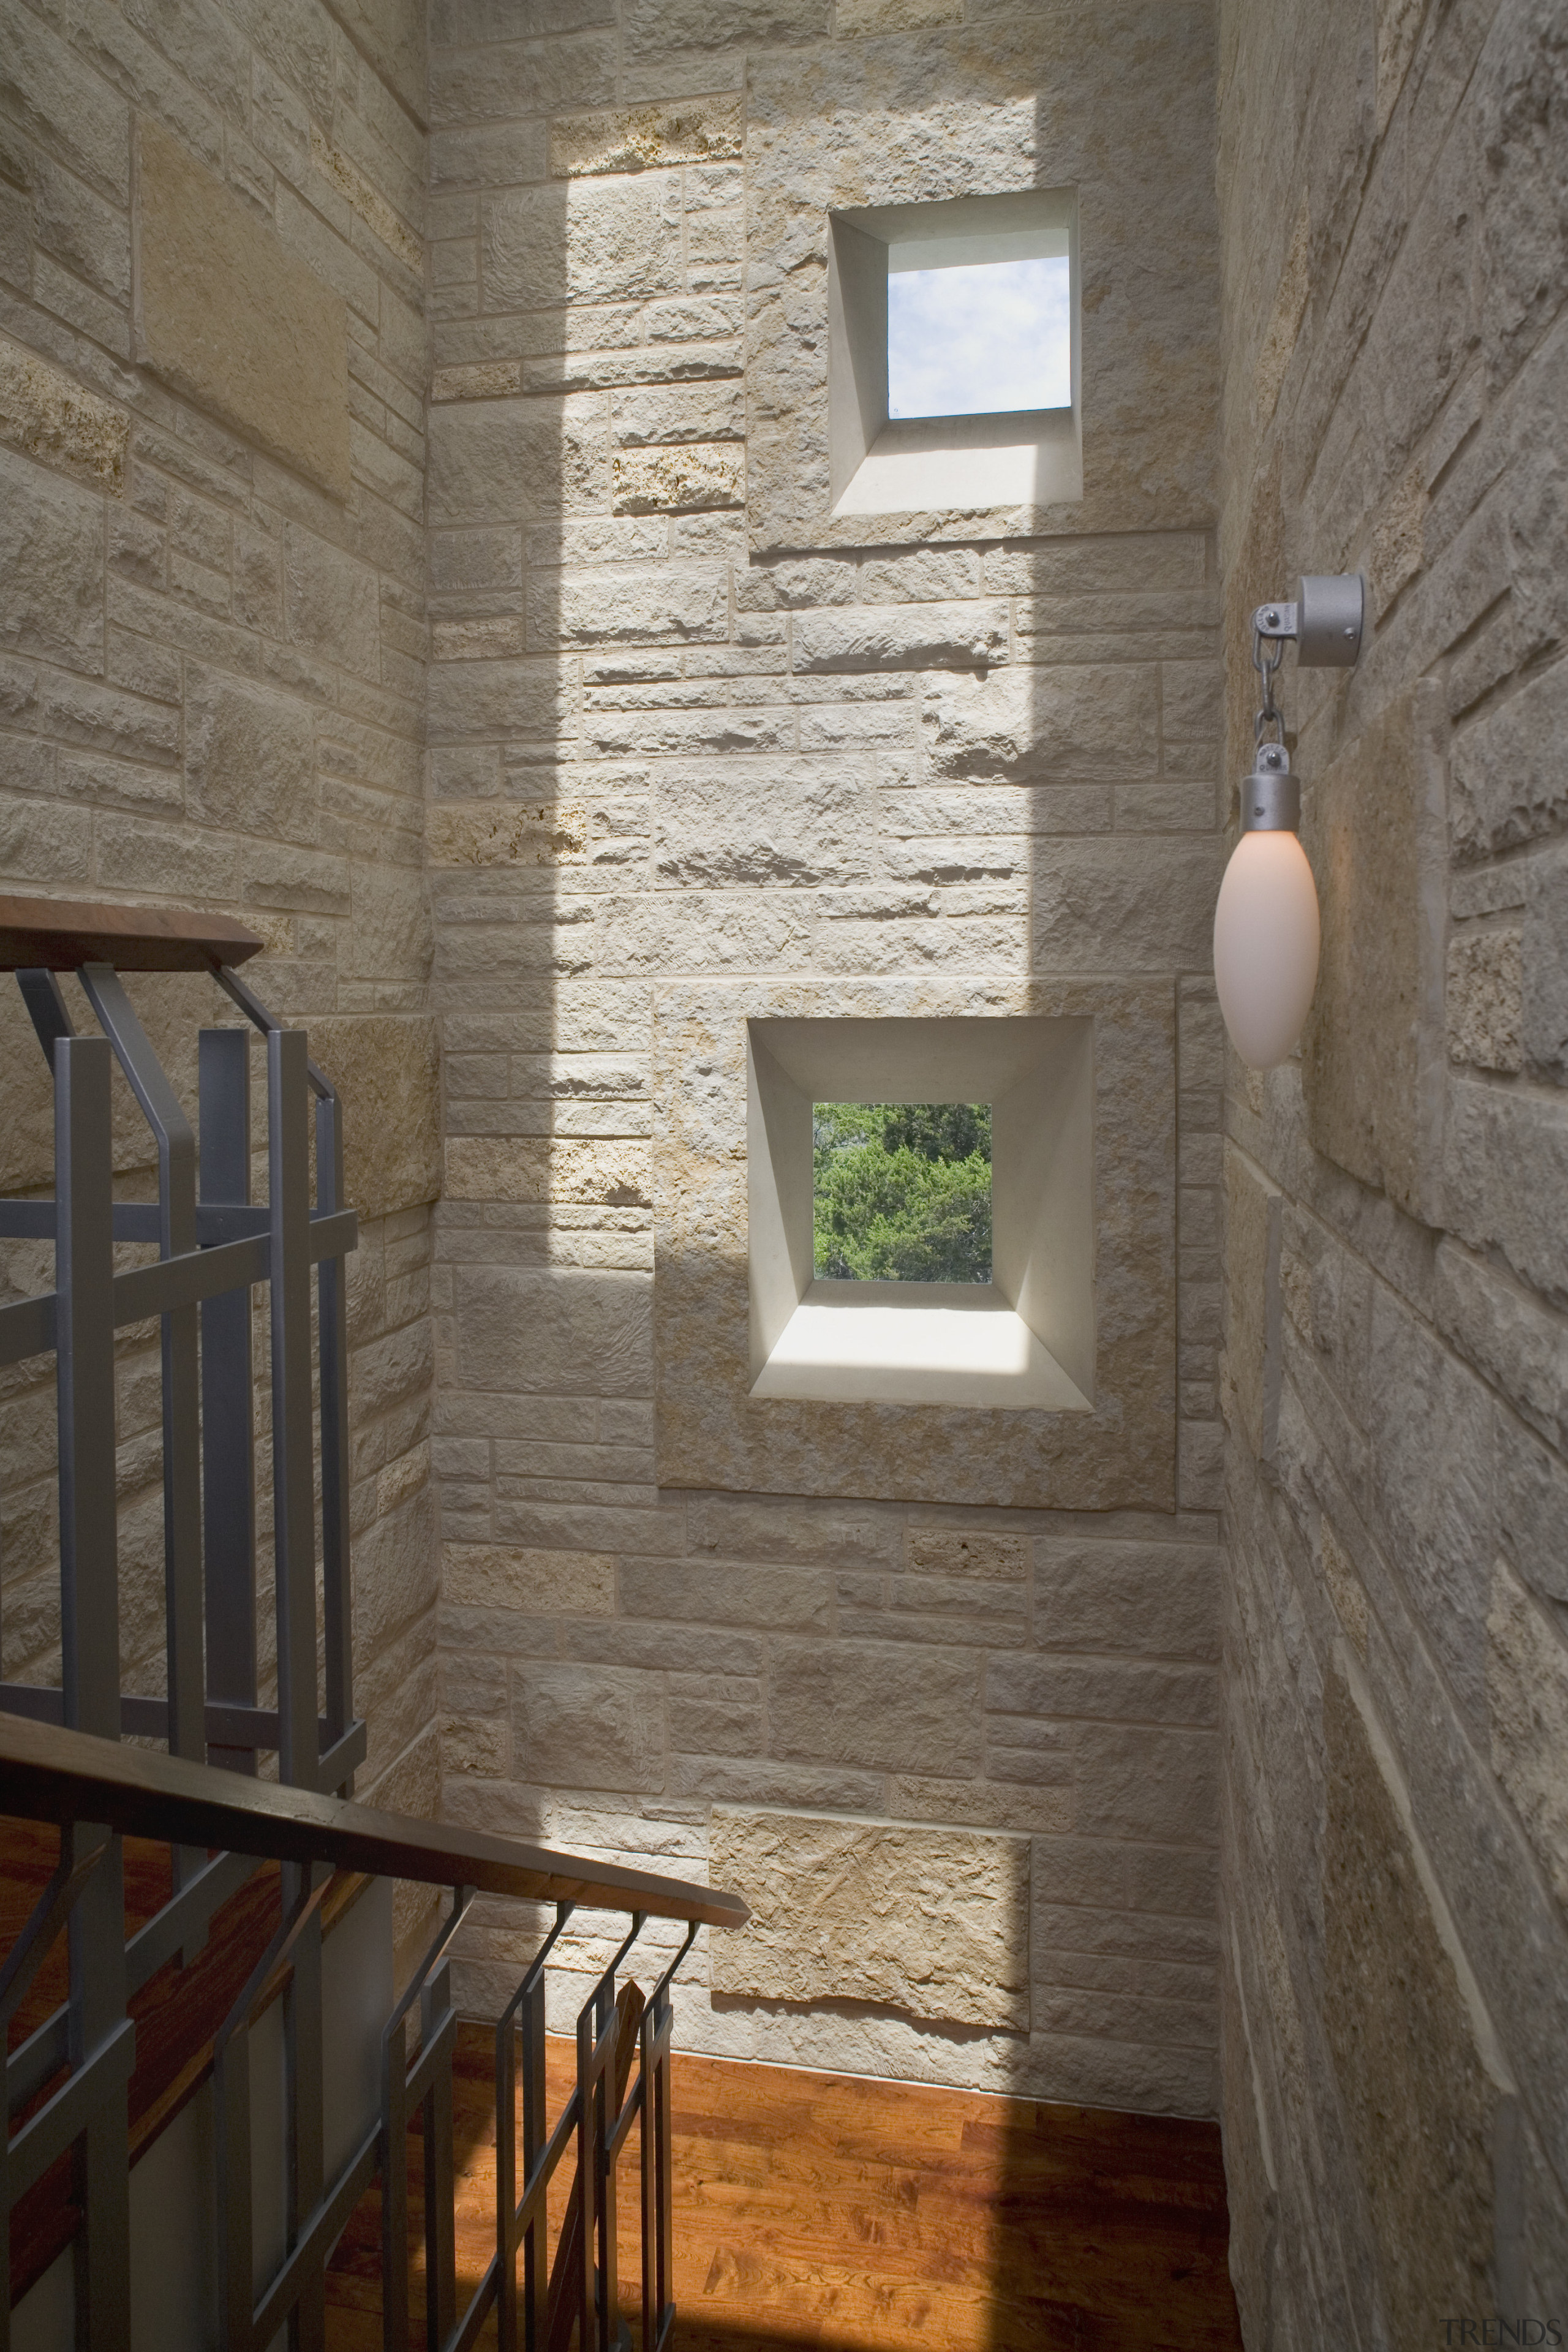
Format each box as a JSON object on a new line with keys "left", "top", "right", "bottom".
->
{"left": 136, "top": 120, "right": 349, "bottom": 500}
{"left": 709, "top": 1808, "right": 1028, "bottom": 2029}
{"left": 284, "top": 526, "right": 380, "bottom": 679}
{"left": 330, "top": 0, "right": 426, "bottom": 120}
{"left": 427, "top": 801, "right": 589, "bottom": 867}
{"left": 1434, "top": 1238, "right": 1568, "bottom": 1459}
{"left": 513, "top": 1661, "right": 663, "bottom": 1791}
{"left": 612, "top": 442, "right": 742, "bottom": 514}
{"left": 1447, "top": 925, "right": 1523, "bottom": 1071}
{"left": 482, "top": 176, "right": 682, "bottom": 312}
{"left": 611, "top": 382, "right": 745, "bottom": 447}
{"left": 1452, "top": 654, "right": 1568, "bottom": 858}
{"left": 1074, "top": 1724, "right": 1216, "bottom": 1843}
{"left": 1444, "top": 1076, "right": 1568, "bottom": 1309}
{"left": 309, "top": 126, "right": 421, "bottom": 276}
{"left": 443, "top": 1543, "right": 615, "bottom": 1616}
{"left": 0, "top": 334, "right": 127, "bottom": 492}
{"left": 456, "top": 1267, "right": 650, "bottom": 1395}
{"left": 1320, "top": 1520, "right": 1368, "bottom": 1660}
{"left": 654, "top": 759, "right": 874, "bottom": 887}
{"left": 1523, "top": 843, "right": 1568, "bottom": 1081}
{"left": 1322, "top": 1668, "right": 1518, "bottom": 2351}
{"left": 906, "top": 1529, "right": 1028, "bottom": 1581}
{"left": 551, "top": 97, "right": 742, "bottom": 176}
{"left": 1251, "top": 199, "right": 1310, "bottom": 427}
{"left": 1035, "top": 1541, "right": 1220, "bottom": 1659}
{"left": 922, "top": 665, "right": 1157, "bottom": 780}
{"left": 530, "top": 565, "right": 728, "bottom": 649}
{"left": 0, "top": 445, "right": 104, "bottom": 671}
{"left": 835, "top": 0, "right": 962, "bottom": 28}
{"left": 769, "top": 1638, "right": 982, "bottom": 1775}
{"left": 793, "top": 605, "right": 1008, "bottom": 674}
{"left": 445, "top": 1136, "right": 651, "bottom": 1207}
{"left": 622, "top": 0, "right": 830, "bottom": 60}
{"left": 1302, "top": 684, "right": 1447, "bottom": 1223}
{"left": 185, "top": 666, "right": 315, "bottom": 843}
{"left": 428, "top": 394, "right": 608, "bottom": 524}
{"left": 1487, "top": 1556, "right": 1568, "bottom": 1910}
{"left": 308, "top": 1016, "right": 440, "bottom": 1221}
{"left": 1033, "top": 839, "right": 1220, "bottom": 972}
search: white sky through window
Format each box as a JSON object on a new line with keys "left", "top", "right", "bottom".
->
{"left": 886, "top": 254, "right": 1071, "bottom": 420}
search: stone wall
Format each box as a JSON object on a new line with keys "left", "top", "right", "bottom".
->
{"left": 428, "top": 0, "right": 1231, "bottom": 2110}
{"left": 0, "top": 0, "right": 440, "bottom": 1855}
{"left": 1216, "top": 0, "right": 1568, "bottom": 2337}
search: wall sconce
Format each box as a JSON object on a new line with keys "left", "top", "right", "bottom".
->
{"left": 1213, "top": 574, "right": 1365, "bottom": 1069}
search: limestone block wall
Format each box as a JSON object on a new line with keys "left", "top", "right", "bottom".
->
{"left": 0, "top": 0, "right": 440, "bottom": 1838}
{"left": 427, "top": 0, "right": 1231, "bottom": 2111}
{"left": 1216, "top": 0, "right": 1568, "bottom": 2336}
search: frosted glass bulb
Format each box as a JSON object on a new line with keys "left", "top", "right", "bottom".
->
{"left": 1213, "top": 829, "right": 1321, "bottom": 1070}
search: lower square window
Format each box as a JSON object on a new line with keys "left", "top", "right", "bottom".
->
{"left": 813, "top": 1102, "right": 993, "bottom": 1283}
{"left": 748, "top": 1018, "right": 1093, "bottom": 1411}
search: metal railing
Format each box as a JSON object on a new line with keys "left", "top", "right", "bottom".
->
{"left": 0, "top": 899, "right": 746, "bottom": 2350}
{"left": 1, "top": 1711, "right": 744, "bottom": 2351}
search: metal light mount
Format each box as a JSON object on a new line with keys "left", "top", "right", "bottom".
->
{"left": 1252, "top": 573, "right": 1366, "bottom": 669}
{"left": 1242, "top": 571, "right": 1365, "bottom": 834}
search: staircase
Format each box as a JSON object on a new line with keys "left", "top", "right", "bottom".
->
{"left": 0, "top": 899, "right": 745, "bottom": 2351}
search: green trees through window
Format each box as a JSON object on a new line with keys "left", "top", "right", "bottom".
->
{"left": 812, "top": 1102, "right": 992, "bottom": 1284}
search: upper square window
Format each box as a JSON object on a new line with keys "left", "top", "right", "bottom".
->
{"left": 827, "top": 189, "right": 1080, "bottom": 518}
{"left": 887, "top": 257, "right": 1071, "bottom": 421}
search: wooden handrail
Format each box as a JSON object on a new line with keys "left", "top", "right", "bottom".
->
{"left": 0, "top": 1712, "right": 748, "bottom": 1931}
{"left": 0, "top": 892, "right": 263, "bottom": 971}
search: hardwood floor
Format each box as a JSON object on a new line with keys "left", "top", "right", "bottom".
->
{"left": 2, "top": 1822, "right": 1242, "bottom": 2347}
{"left": 328, "top": 2023, "right": 1245, "bottom": 2352}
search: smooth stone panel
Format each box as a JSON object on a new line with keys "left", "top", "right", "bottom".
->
{"left": 135, "top": 121, "right": 349, "bottom": 500}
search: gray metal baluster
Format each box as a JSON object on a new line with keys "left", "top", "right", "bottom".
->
{"left": 639, "top": 2008, "right": 657, "bottom": 2352}
{"left": 214, "top": 2011, "right": 257, "bottom": 2352}
{"left": 78, "top": 969, "right": 205, "bottom": 1789}
{"left": 314, "top": 1088, "right": 352, "bottom": 1789}
{"left": 576, "top": 1994, "right": 598, "bottom": 2352}
{"left": 284, "top": 1876, "right": 326, "bottom": 2352}
{"left": 199, "top": 1028, "right": 258, "bottom": 1773}
{"left": 380, "top": 2002, "right": 411, "bottom": 2352}
{"left": 520, "top": 1953, "right": 548, "bottom": 2352}
{"left": 598, "top": 1997, "right": 619, "bottom": 2352}
{"left": 268, "top": 1025, "right": 317, "bottom": 1789}
{"left": 650, "top": 1990, "right": 676, "bottom": 2350}
{"left": 421, "top": 1961, "right": 457, "bottom": 2349}
{"left": 642, "top": 1924, "right": 692, "bottom": 2352}
{"left": 269, "top": 1023, "right": 325, "bottom": 2346}
{"left": 55, "top": 1033, "right": 131, "bottom": 2352}
{"left": 494, "top": 2004, "right": 517, "bottom": 2352}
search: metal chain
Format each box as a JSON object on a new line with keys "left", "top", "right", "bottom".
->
{"left": 1252, "top": 626, "right": 1286, "bottom": 746}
